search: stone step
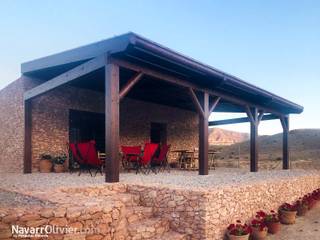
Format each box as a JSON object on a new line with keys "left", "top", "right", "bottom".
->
{"left": 126, "top": 206, "right": 154, "bottom": 223}
{"left": 154, "top": 231, "right": 188, "bottom": 240}
{"left": 128, "top": 217, "right": 170, "bottom": 239}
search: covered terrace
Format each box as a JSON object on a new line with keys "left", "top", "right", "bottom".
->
{"left": 22, "top": 32, "right": 303, "bottom": 182}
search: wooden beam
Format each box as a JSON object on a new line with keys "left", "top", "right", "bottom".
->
{"left": 208, "top": 96, "right": 221, "bottom": 117}
{"left": 119, "top": 72, "right": 143, "bottom": 100}
{"left": 280, "top": 116, "right": 290, "bottom": 169}
{"left": 246, "top": 107, "right": 258, "bottom": 172}
{"left": 245, "top": 105, "right": 255, "bottom": 124}
{"left": 209, "top": 114, "right": 279, "bottom": 126}
{"left": 199, "top": 92, "right": 209, "bottom": 175}
{"left": 105, "top": 59, "right": 120, "bottom": 183}
{"left": 257, "top": 110, "right": 265, "bottom": 125}
{"left": 111, "top": 58, "right": 285, "bottom": 116}
{"left": 24, "top": 56, "right": 105, "bottom": 100}
{"left": 24, "top": 100, "right": 32, "bottom": 173}
{"left": 188, "top": 88, "right": 205, "bottom": 117}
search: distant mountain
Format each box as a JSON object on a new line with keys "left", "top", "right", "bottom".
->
{"left": 216, "top": 129, "right": 320, "bottom": 162}
{"left": 209, "top": 128, "right": 249, "bottom": 146}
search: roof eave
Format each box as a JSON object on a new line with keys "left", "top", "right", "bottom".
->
{"left": 21, "top": 32, "right": 134, "bottom": 74}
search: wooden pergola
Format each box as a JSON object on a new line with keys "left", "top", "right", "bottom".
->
{"left": 22, "top": 33, "right": 303, "bottom": 182}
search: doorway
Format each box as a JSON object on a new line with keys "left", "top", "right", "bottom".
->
{"left": 69, "top": 110, "right": 105, "bottom": 152}
{"left": 150, "top": 122, "right": 167, "bottom": 144}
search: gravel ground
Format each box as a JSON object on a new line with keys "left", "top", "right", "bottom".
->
{"left": 268, "top": 204, "right": 320, "bottom": 240}
{"left": 0, "top": 190, "right": 55, "bottom": 207}
{"left": 0, "top": 168, "right": 319, "bottom": 192}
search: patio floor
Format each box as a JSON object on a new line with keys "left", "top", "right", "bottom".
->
{"left": 0, "top": 168, "right": 318, "bottom": 193}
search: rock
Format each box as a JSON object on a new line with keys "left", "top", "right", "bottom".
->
{"left": 2, "top": 214, "right": 18, "bottom": 223}
{"left": 49, "top": 218, "right": 68, "bottom": 227}
{"left": 41, "top": 208, "right": 54, "bottom": 218}
{"left": 26, "top": 219, "right": 48, "bottom": 227}
{"left": 86, "top": 234, "right": 104, "bottom": 240}
{"left": 20, "top": 214, "right": 40, "bottom": 222}
{"left": 66, "top": 207, "right": 82, "bottom": 219}
{"left": 53, "top": 208, "right": 66, "bottom": 218}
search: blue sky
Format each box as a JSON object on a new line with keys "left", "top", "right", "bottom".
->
{"left": 0, "top": 0, "right": 319, "bottom": 135}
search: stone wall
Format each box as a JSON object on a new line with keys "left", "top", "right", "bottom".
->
{"left": 0, "top": 77, "right": 41, "bottom": 173}
{"left": 1, "top": 173, "right": 319, "bottom": 239}
{"left": 0, "top": 185, "right": 131, "bottom": 240}
{"left": 126, "top": 174, "right": 320, "bottom": 239}
{"left": 0, "top": 77, "right": 198, "bottom": 173}
{"left": 30, "top": 86, "right": 198, "bottom": 172}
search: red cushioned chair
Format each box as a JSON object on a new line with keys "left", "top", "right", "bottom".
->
{"left": 136, "top": 143, "right": 159, "bottom": 174}
{"left": 69, "top": 140, "right": 103, "bottom": 176}
{"left": 121, "top": 146, "right": 142, "bottom": 172}
{"left": 152, "top": 144, "right": 171, "bottom": 173}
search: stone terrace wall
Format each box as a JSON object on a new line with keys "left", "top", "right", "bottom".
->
{"left": 30, "top": 86, "right": 198, "bottom": 172}
{"left": 126, "top": 174, "right": 320, "bottom": 240}
{"left": 0, "top": 184, "right": 131, "bottom": 240}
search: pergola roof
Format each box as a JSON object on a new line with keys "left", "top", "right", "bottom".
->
{"left": 21, "top": 32, "right": 303, "bottom": 115}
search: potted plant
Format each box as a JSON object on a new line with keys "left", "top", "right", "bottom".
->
{"left": 39, "top": 154, "right": 53, "bottom": 173}
{"left": 226, "top": 220, "right": 251, "bottom": 240}
{"left": 258, "top": 210, "right": 280, "bottom": 234}
{"left": 53, "top": 154, "right": 67, "bottom": 173}
{"left": 279, "top": 203, "right": 297, "bottom": 224}
{"left": 250, "top": 215, "right": 268, "bottom": 240}
{"left": 294, "top": 198, "right": 309, "bottom": 216}
{"left": 305, "top": 193, "right": 317, "bottom": 209}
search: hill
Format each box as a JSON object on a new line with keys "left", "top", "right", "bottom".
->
{"left": 213, "top": 129, "right": 320, "bottom": 169}
{"left": 209, "top": 128, "right": 249, "bottom": 145}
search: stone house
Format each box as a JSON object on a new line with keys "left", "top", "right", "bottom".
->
{"left": 0, "top": 33, "right": 303, "bottom": 179}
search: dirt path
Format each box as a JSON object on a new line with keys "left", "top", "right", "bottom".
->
{"left": 268, "top": 204, "right": 320, "bottom": 240}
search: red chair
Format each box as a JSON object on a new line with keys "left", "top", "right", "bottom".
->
{"left": 121, "top": 146, "right": 142, "bottom": 171}
{"left": 152, "top": 144, "right": 171, "bottom": 173}
{"left": 137, "top": 143, "right": 159, "bottom": 174}
{"left": 69, "top": 140, "right": 102, "bottom": 176}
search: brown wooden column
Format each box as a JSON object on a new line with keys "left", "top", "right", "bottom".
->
{"left": 199, "top": 92, "right": 209, "bottom": 175}
{"left": 189, "top": 88, "right": 220, "bottom": 175}
{"left": 105, "top": 59, "right": 120, "bottom": 182}
{"left": 24, "top": 99, "right": 32, "bottom": 173}
{"left": 281, "top": 116, "right": 290, "bottom": 169}
{"left": 246, "top": 107, "right": 264, "bottom": 172}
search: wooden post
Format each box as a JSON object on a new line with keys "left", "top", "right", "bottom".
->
{"left": 105, "top": 59, "right": 120, "bottom": 182}
{"left": 24, "top": 100, "right": 32, "bottom": 173}
{"left": 189, "top": 89, "right": 220, "bottom": 175}
{"left": 246, "top": 107, "right": 259, "bottom": 172}
{"left": 281, "top": 116, "right": 290, "bottom": 169}
{"left": 199, "top": 92, "right": 209, "bottom": 175}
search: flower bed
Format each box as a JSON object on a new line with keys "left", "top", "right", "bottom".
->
{"left": 226, "top": 188, "right": 320, "bottom": 240}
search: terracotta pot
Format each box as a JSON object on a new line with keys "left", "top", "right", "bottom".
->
{"left": 279, "top": 209, "right": 297, "bottom": 224}
{"left": 54, "top": 164, "right": 65, "bottom": 173}
{"left": 297, "top": 205, "right": 308, "bottom": 216}
{"left": 39, "top": 159, "right": 52, "bottom": 173}
{"left": 227, "top": 233, "right": 250, "bottom": 240}
{"left": 251, "top": 226, "right": 268, "bottom": 240}
{"left": 265, "top": 221, "right": 280, "bottom": 234}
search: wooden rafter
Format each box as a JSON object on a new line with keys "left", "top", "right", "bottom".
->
{"left": 209, "top": 113, "right": 279, "bottom": 126}
{"left": 111, "top": 58, "right": 285, "bottom": 116}
{"left": 24, "top": 56, "right": 105, "bottom": 100}
{"left": 119, "top": 72, "right": 144, "bottom": 100}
